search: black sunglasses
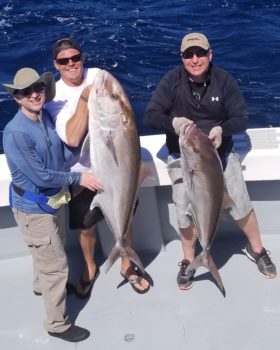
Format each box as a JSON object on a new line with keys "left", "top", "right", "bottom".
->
{"left": 56, "top": 53, "right": 83, "bottom": 65}
{"left": 181, "top": 49, "right": 209, "bottom": 59}
{"left": 16, "top": 82, "right": 45, "bottom": 97}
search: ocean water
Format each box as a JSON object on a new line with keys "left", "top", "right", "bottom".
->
{"left": 0, "top": 0, "right": 280, "bottom": 153}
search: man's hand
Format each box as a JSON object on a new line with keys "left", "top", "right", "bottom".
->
{"left": 80, "top": 172, "right": 103, "bottom": 192}
{"left": 172, "top": 117, "right": 193, "bottom": 135}
{"left": 209, "top": 126, "right": 222, "bottom": 148}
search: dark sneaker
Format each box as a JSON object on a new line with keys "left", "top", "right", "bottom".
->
{"left": 48, "top": 325, "right": 90, "bottom": 342}
{"left": 245, "top": 244, "right": 277, "bottom": 279}
{"left": 177, "top": 259, "right": 196, "bottom": 290}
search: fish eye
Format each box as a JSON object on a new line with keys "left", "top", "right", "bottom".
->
{"left": 111, "top": 93, "right": 119, "bottom": 100}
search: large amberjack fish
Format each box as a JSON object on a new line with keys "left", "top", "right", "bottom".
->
{"left": 173, "top": 119, "right": 225, "bottom": 296}
{"left": 85, "top": 69, "right": 145, "bottom": 273}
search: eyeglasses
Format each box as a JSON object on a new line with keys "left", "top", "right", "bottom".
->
{"left": 16, "top": 83, "right": 45, "bottom": 97}
{"left": 55, "top": 53, "right": 83, "bottom": 65}
{"left": 181, "top": 49, "right": 209, "bottom": 59}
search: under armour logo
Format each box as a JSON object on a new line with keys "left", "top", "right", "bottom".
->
{"left": 211, "top": 97, "right": 219, "bottom": 102}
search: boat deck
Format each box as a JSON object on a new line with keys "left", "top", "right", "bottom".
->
{"left": 0, "top": 193, "right": 280, "bottom": 350}
{"left": 1, "top": 128, "right": 280, "bottom": 349}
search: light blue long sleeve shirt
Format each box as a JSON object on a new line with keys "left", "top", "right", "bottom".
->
{"left": 3, "top": 109, "right": 81, "bottom": 213}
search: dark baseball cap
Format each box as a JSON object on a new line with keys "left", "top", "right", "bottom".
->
{"left": 52, "top": 37, "right": 82, "bottom": 59}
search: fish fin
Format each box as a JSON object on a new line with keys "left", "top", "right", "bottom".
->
{"left": 186, "top": 205, "right": 203, "bottom": 243}
{"left": 103, "top": 129, "right": 118, "bottom": 164}
{"left": 190, "top": 169, "right": 196, "bottom": 190}
{"left": 222, "top": 191, "right": 235, "bottom": 210}
{"left": 89, "top": 194, "right": 100, "bottom": 211}
{"left": 83, "top": 206, "right": 104, "bottom": 229}
{"left": 104, "top": 241, "right": 145, "bottom": 274}
{"left": 80, "top": 132, "right": 90, "bottom": 158}
{"left": 186, "top": 252, "right": 225, "bottom": 297}
{"left": 138, "top": 161, "right": 155, "bottom": 186}
{"left": 125, "top": 245, "right": 145, "bottom": 274}
{"left": 207, "top": 254, "right": 226, "bottom": 297}
{"left": 86, "top": 196, "right": 108, "bottom": 229}
{"left": 104, "top": 244, "right": 121, "bottom": 272}
{"left": 79, "top": 133, "right": 91, "bottom": 167}
{"left": 186, "top": 203, "right": 193, "bottom": 217}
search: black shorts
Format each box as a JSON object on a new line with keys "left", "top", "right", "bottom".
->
{"left": 69, "top": 185, "right": 104, "bottom": 230}
{"left": 69, "top": 185, "right": 139, "bottom": 230}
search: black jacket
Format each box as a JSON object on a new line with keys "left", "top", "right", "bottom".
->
{"left": 143, "top": 63, "right": 248, "bottom": 158}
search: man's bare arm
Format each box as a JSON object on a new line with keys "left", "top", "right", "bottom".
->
{"left": 66, "top": 85, "right": 92, "bottom": 147}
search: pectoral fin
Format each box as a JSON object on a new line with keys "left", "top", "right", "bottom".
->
{"left": 138, "top": 161, "right": 155, "bottom": 186}
{"left": 186, "top": 203, "right": 201, "bottom": 242}
{"left": 80, "top": 133, "right": 91, "bottom": 167}
{"left": 102, "top": 129, "right": 118, "bottom": 164}
{"left": 222, "top": 191, "right": 235, "bottom": 209}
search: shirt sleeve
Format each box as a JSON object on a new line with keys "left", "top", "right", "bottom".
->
{"left": 55, "top": 103, "right": 73, "bottom": 144}
{"left": 220, "top": 74, "right": 249, "bottom": 137}
{"left": 143, "top": 73, "right": 176, "bottom": 134}
{"left": 47, "top": 100, "right": 72, "bottom": 143}
{"left": 8, "top": 130, "right": 80, "bottom": 187}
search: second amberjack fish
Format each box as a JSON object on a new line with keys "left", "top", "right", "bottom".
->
{"left": 174, "top": 120, "right": 225, "bottom": 295}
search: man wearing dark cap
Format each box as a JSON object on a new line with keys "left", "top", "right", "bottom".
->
{"left": 45, "top": 38, "right": 150, "bottom": 297}
{"left": 143, "top": 32, "right": 276, "bottom": 290}
{"left": 3, "top": 68, "right": 100, "bottom": 342}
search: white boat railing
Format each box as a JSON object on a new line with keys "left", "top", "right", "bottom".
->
{"left": 1, "top": 127, "right": 280, "bottom": 260}
{"left": 1, "top": 127, "right": 280, "bottom": 207}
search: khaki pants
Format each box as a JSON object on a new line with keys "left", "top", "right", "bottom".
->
{"left": 12, "top": 207, "right": 70, "bottom": 333}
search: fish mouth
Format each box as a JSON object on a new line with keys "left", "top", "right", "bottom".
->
{"left": 184, "top": 122, "right": 196, "bottom": 139}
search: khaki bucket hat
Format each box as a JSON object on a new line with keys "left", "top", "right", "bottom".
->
{"left": 3, "top": 68, "right": 55, "bottom": 103}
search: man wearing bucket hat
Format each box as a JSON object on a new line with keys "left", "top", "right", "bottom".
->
{"left": 45, "top": 37, "right": 151, "bottom": 297}
{"left": 3, "top": 67, "right": 102, "bottom": 342}
{"left": 143, "top": 32, "right": 276, "bottom": 290}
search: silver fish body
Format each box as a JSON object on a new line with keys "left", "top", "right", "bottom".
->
{"left": 178, "top": 122, "right": 225, "bottom": 295}
{"left": 86, "top": 69, "right": 144, "bottom": 273}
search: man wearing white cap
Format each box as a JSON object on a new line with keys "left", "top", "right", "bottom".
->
{"left": 144, "top": 32, "right": 276, "bottom": 290}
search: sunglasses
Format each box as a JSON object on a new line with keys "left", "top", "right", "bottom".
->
{"left": 55, "top": 53, "right": 83, "bottom": 65}
{"left": 16, "top": 82, "right": 45, "bottom": 97}
{"left": 181, "top": 49, "right": 209, "bottom": 59}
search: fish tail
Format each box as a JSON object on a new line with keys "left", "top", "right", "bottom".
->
{"left": 207, "top": 254, "right": 226, "bottom": 297}
{"left": 104, "top": 244, "right": 121, "bottom": 272}
{"left": 186, "top": 251, "right": 225, "bottom": 296}
{"left": 104, "top": 241, "right": 145, "bottom": 274}
{"left": 125, "top": 245, "right": 145, "bottom": 274}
